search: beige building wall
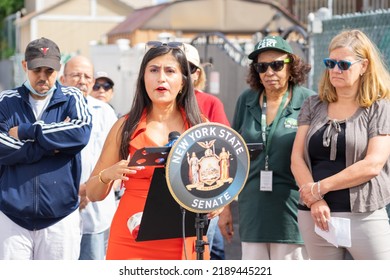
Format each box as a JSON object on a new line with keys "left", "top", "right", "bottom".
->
{"left": 18, "top": 0, "right": 133, "bottom": 58}
{"left": 119, "top": 0, "right": 169, "bottom": 9}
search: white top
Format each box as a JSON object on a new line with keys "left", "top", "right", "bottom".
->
{"left": 29, "top": 92, "right": 53, "bottom": 120}
{"left": 80, "top": 95, "right": 118, "bottom": 234}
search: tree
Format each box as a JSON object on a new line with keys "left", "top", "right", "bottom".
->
{"left": 0, "top": 0, "right": 24, "bottom": 58}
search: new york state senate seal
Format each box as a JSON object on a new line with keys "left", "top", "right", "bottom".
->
{"left": 166, "top": 122, "right": 249, "bottom": 213}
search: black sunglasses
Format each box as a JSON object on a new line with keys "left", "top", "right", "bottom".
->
{"left": 145, "top": 41, "right": 185, "bottom": 52}
{"left": 189, "top": 63, "right": 199, "bottom": 74}
{"left": 253, "top": 58, "right": 291, "bottom": 74}
{"left": 93, "top": 82, "right": 112, "bottom": 91}
{"left": 323, "top": 58, "right": 361, "bottom": 71}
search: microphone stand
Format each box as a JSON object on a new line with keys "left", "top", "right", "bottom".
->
{"left": 195, "top": 213, "right": 209, "bottom": 260}
{"left": 191, "top": 143, "right": 262, "bottom": 260}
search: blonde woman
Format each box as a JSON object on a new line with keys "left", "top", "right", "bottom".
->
{"left": 291, "top": 29, "right": 390, "bottom": 259}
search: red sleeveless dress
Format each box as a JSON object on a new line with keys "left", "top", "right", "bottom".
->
{"left": 106, "top": 111, "right": 209, "bottom": 260}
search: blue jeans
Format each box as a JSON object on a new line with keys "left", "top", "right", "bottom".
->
{"left": 79, "top": 229, "right": 109, "bottom": 260}
{"left": 207, "top": 216, "right": 225, "bottom": 260}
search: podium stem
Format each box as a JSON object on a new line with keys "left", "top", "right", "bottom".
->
{"left": 195, "top": 213, "right": 209, "bottom": 260}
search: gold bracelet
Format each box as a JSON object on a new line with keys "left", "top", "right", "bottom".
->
{"left": 98, "top": 170, "right": 111, "bottom": 184}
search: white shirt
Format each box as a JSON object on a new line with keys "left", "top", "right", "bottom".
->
{"left": 80, "top": 95, "right": 118, "bottom": 234}
{"left": 29, "top": 92, "right": 53, "bottom": 120}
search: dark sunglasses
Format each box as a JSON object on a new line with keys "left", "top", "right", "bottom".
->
{"left": 145, "top": 41, "right": 185, "bottom": 52}
{"left": 189, "top": 63, "right": 199, "bottom": 74}
{"left": 253, "top": 58, "right": 291, "bottom": 74}
{"left": 93, "top": 82, "right": 112, "bottom": 91}
{"left": 323, "top": 58, "right": 361, "bottom": 71}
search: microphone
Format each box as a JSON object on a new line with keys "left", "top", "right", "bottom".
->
{"left": 154, "top": 131, "right": 180, "bottom": 165}
{"left": 166, "top": 131, "right": 181, "bottom": 147}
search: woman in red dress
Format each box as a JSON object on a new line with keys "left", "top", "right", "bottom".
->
{"left": 86, "top": 42, "right": 210, "bottom": 259}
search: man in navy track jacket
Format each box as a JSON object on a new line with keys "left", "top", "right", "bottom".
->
{"left": 0, "top": 37, "right": 92, "bottom": 259}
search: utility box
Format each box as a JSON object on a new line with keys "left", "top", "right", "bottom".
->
{"left": 90, "top": 42, "right": 144, "bottom": 116}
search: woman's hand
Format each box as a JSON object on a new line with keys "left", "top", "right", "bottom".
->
{"left": 310, "top": 200, "right": 331, "bottom": 231}
{"left": 218, "top": 205, "right": 234, "bottom": 242}
{"left": 299, "top": 181, "right": 323, "bottom": 207}
{"left": 100, "top": 159, "right": 145, "bottom": 183}
{"left": 87, "top": 157, "right": 145, "bottom": 202}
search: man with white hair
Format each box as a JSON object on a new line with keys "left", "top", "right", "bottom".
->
{"left": 61, "top": 55, "right": 118, "bottom": 260}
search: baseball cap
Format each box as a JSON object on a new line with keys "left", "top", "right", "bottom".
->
{"left": 95, "top": 71, "right": 114, "bottom": 86}
{"left": 184, "top": 43, "right": 200, "bottom": 67}
{"left": 25, "top": 37, "right": 61, "bottom": 71}
{"left": 248, "top": 35, "right": 293, "bottom": 60}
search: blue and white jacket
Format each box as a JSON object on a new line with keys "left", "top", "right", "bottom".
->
{"left": 0, "top": 81, "right": 92, "bottom": 230}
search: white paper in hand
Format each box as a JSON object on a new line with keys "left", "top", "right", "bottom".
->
{"left": 314, "top": 217, "right": 351, "bottom": 248}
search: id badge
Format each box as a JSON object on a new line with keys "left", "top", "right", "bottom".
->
{"left": 260, "top": 170, "right": 273, "bottom": 191}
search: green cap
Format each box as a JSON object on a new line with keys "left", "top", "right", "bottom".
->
{"left": 248, "top": 35, "right": 293, "bottom": 60}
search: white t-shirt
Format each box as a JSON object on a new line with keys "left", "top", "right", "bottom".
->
{"left": 29, "top": 92, "right": 53, "bottom": 120}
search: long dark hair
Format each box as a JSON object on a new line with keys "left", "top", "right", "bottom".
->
{"left": 119, "top": 45, "right": 203, "bottom": 159}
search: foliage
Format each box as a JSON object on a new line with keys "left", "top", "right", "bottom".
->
{"left": 0, "top": 0, "right": 24, "bottom": 17}
{"left": 0, "top": 0, "right": 24, "bottom": 58}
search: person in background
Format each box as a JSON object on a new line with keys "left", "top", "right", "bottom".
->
{"left": 90, "top": 71, "right": 115, "bottom": 104}
{"left": 184, "top": 43, "right": 230, "bottom": 126}
{"left": 184, "top": 43, "right": 229, "bottom": 260}
{"left": 0, "top": 38, "right": 92, "bottom": 259}
{"left": 219, "top": 35, "right": 314, "bottom": 260}
{"left": 291, "top": 29, "right": 390, "bottom": 259}
{"left": 85, "top": 41, "right": 217, "bottom": 260}
{"left": 90, "top": 71, "right": 123, "bottom": 201}
{"left": 60, "top": 55, "right": 118, "bottom": 260}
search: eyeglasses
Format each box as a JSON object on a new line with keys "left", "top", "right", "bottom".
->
{"left": 189, "top": 63, "right": 199, "bottom": 74}
{"left": 253, "top": 58, "right": 291, "bottom": 74}
{"left": 145, "top": 41, "right": 185, "bottom": 52}
{"left": 93, "top": 82, "right": 112, "bottom": 91}
{"left": 65, "top": 72, "right": 93, "bottom": 83}
{"left": 323, "top": 58, "right": 361, "bottom": 71}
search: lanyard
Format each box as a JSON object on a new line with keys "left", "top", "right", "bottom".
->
{"left": 261, "top": 88, "right": 289, "bottom": 170}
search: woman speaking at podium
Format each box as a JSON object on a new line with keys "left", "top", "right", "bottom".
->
{"left": 85, "top": 42, "right": 207, "bottom": 259}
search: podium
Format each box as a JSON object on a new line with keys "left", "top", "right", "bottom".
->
{"left": 130, "top": 123, "right": 262, "bottom": 259}
{"left": 135, "top": 167, "right": 206, "bottom": 241}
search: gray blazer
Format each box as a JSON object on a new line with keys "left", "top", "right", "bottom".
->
{"left": 298, "top": 95, "right": 390, "bottom": 213}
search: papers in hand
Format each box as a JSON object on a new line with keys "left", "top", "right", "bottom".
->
{"left": 314, "top": 217, "right": 351, "bottom": 248}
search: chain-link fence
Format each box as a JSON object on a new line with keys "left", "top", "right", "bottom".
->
{"left": 309, "top": 9, "right": 390, "bottom": 92}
